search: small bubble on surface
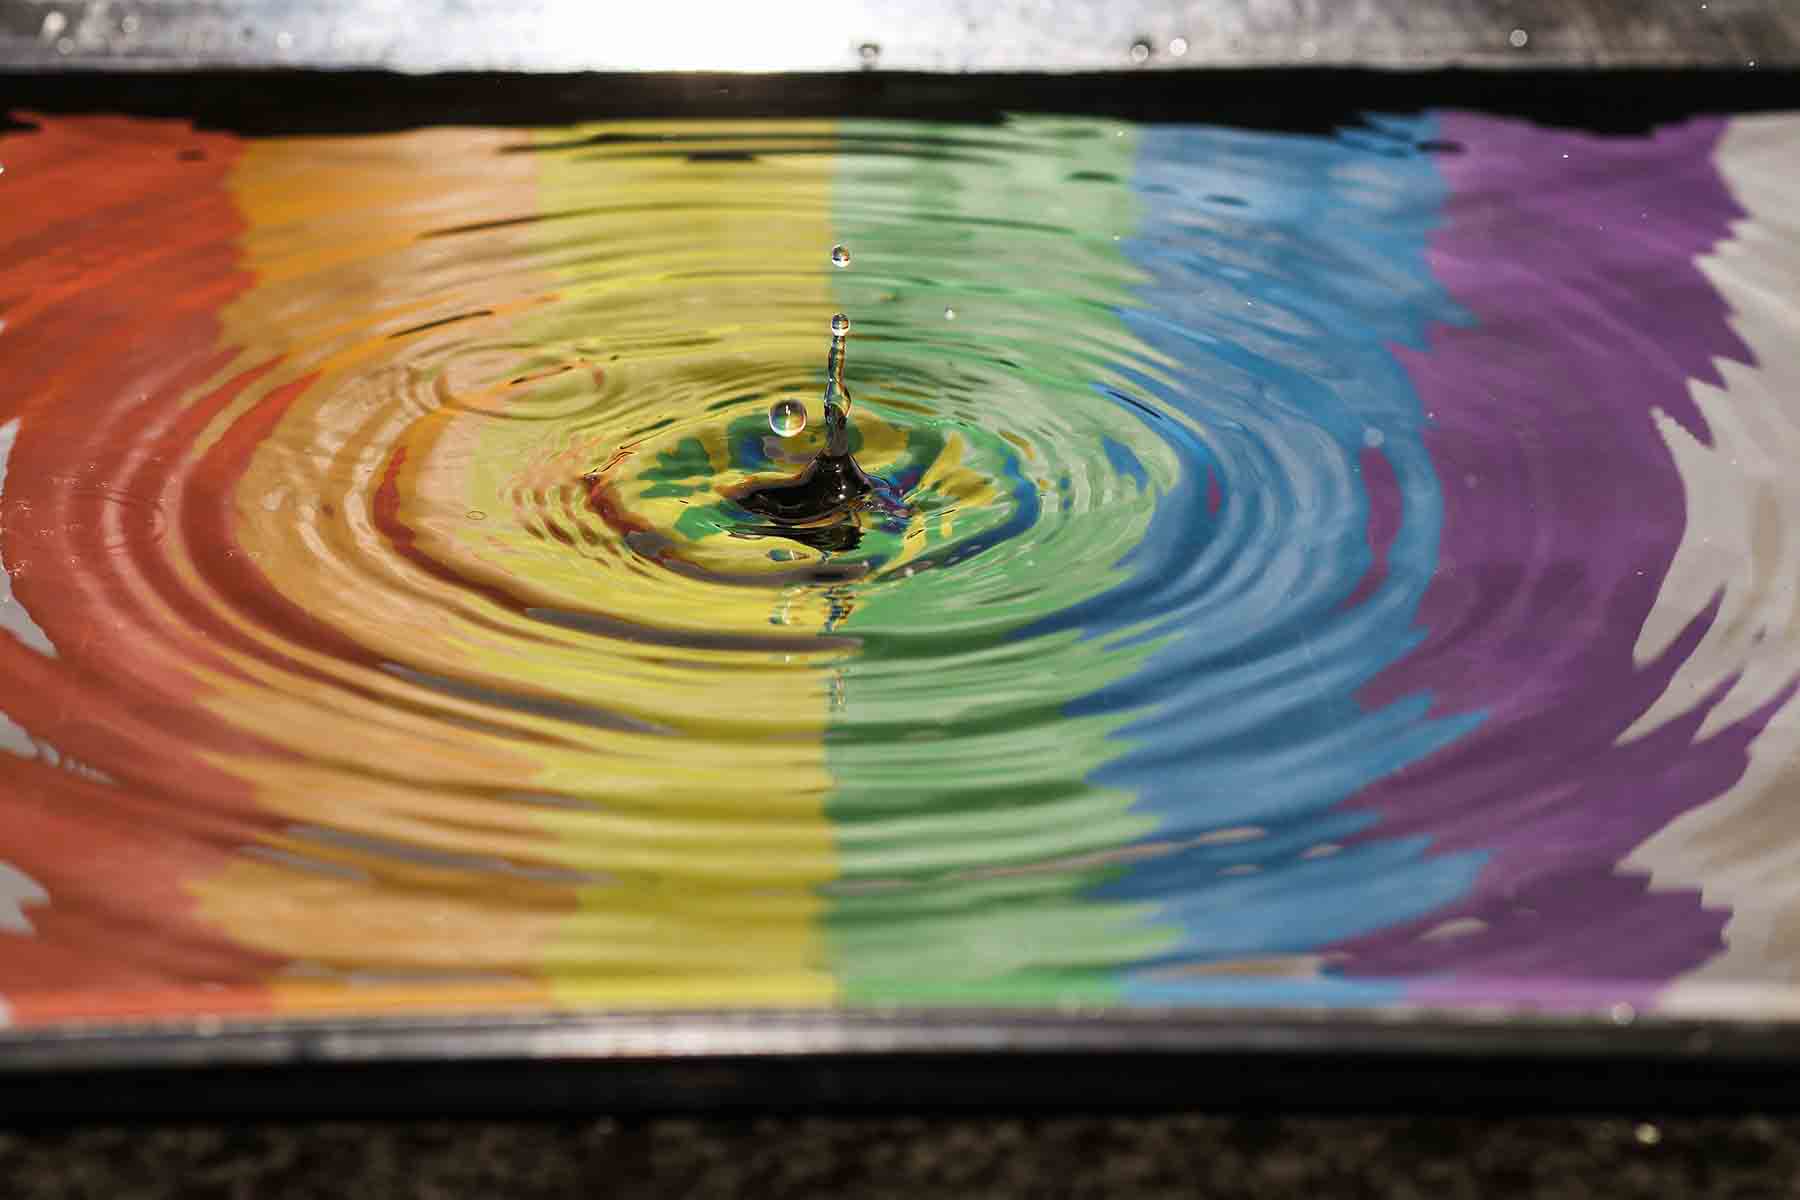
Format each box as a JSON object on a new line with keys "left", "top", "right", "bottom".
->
{"left": 830, "top": 313, "right": 850, "bottom": 337}
{"left": 857, "top": 42, "right": 880, "bottom": 66}
{"left": 465, "top": 510, "right": 487, "bottom": 521}
{"left": 768, "top": 398, "right": 807, "bottom": 438}
{"left": 1129, "top": 40, "right": 1151, "bottom": 63}
{"left": 830, "top": 244, "right": 850, "bottom": 268}
{"left": 1508, "top": 27, "right": 1529, "bottom": 47}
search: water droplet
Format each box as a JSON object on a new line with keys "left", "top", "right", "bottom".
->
{"left": 1363, "top": 427, "right": 1385, "bottom": 449}
{"left": 1609, "top": 1002, "right": 1637, "bottom": 1025}
{"left": 830, "top": 244, "right": 850, "bottom": 269}
{"left": 1129, "top": 40, "right": 1151, "bottom": 63}
{"left": 857, "top": 42, "right": 880, "bottom": 66}
{"left": 1634, "top": 1123, "right": 1662, "bottom": 1146}
{"left": 1508, "top": 27, "right": 1529, "bottom": 47}
{"left": 40, "top": 11, "right": 66, "bottom": 38}
{"left": 830, "top": 313, "right": 850, "bottom": 338}
{"left": 55, "top": 36, "right": 74, "bottom": 55}
{"left": 1168, "top": 36, "right": 1189, "bottom": 56}
{"left": 943, "top": 307, "right": 957, "bottom": 321}
{"left": 120, "top": 14, "right": 139, "bottom": 34}
{"left": 277, "top": 30, "right": 294, "bottom": 49}
{"left": 768, "top": 398, "right": 807, "bottom": 437}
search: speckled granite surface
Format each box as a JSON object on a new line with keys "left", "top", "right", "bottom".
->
{"left": 4, "top": 1117, "right": 1798, "bottom": 1198}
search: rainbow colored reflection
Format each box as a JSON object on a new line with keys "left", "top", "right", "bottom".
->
{"left": 1, "top": 109, "right": 1799, "bottom": 1028}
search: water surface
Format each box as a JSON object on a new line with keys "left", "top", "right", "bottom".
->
{"left": 2, "top": 108, "right": 1799, "bottom": 1025}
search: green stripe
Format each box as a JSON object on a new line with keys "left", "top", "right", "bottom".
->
{"left": 824, "top": 117, "right": 1182, "bottom": 1005}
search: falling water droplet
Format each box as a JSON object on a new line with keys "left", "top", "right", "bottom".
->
{"left": 768, "top": 398, "right": 807, "bottom": 437}
{"left": 1129, "top": 40, "right": 1152, "bottom": 63}
{"left": 830, "top": 244, "right": 851, "bottom": 268}
{"left": 1508, "top": 27, "right": 1529, "bottom": 47}
{"left": 943, "top": 307, "right": 957, "bottom": 321}
{"left": 830, "top": 313, "right": 850, "bottom": 338}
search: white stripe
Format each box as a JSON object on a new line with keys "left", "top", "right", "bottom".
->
{"left": 0, "top": 859, "right": 48, "bottom": 936}
{"left": 1622, "top": 114, "right": 1800, "bottom": 1010}
{"left": 0, "top": 417, "right": 57, "bottom": 657}
{"left": 0, "top": 709, "right": 36, "bottom": 759}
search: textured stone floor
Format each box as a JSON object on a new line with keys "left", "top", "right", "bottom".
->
{"left": 6, "top": 1116, "right": 1800, "bottom": 1199}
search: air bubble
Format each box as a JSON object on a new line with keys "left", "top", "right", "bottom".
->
{"left": 1508, "top": 27, "right": 1529, "bottom": 48}
{"left": 768, "top": 398, "right": 807, "bottom": 438}
{"left": 1129, "top": 40, "right": 1151, "bottom": 63}
{"left": 830, "top": 313, "right": 850, "bottom": 337}
{"left": 830, "top": 244, "right": 850, "bottom": 268}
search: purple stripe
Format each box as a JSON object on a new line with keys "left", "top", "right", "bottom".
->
{"left": 1334, "top": 113, "right": 1769, "bottom": 1010}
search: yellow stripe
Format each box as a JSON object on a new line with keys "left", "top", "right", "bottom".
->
{"left": 524, "top": 121, "right": 840, "bottom": 1006}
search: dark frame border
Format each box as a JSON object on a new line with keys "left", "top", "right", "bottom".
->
{"left": 4, "top": 1009, "right": 1800, "bottom": 1118}
{"left": 3, "top": 68, "right": 1799, "bottom": 138}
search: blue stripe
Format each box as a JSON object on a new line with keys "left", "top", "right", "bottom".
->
{"left": 1034, "top": 116, "right": 1490, "bottom": 998}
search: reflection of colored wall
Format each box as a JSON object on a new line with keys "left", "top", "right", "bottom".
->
{"left": 1339, "top": 115, "right": 1768, "bottom": 1011}
{"left": 521, "top": 122, "right": 841, "bottom": 1006}
{"left": 195, "top": 128, "right": 567, "bottom": 1014}
{"left": 824, "top": 119, "right": 1177, "bottom": 1004}
{"left": 7, "top": 107, "right": 1800, "bottom": 1029}
{"left": 1085, "top": 117, "right": 1486, "bottom": 1006}
{"left": 0, "top": 116, "right": 282, "bottom": 1023}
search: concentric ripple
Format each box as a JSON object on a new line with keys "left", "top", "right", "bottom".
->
{"left": 3, "top": 108, "right": 1800, "bottom": 1025}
